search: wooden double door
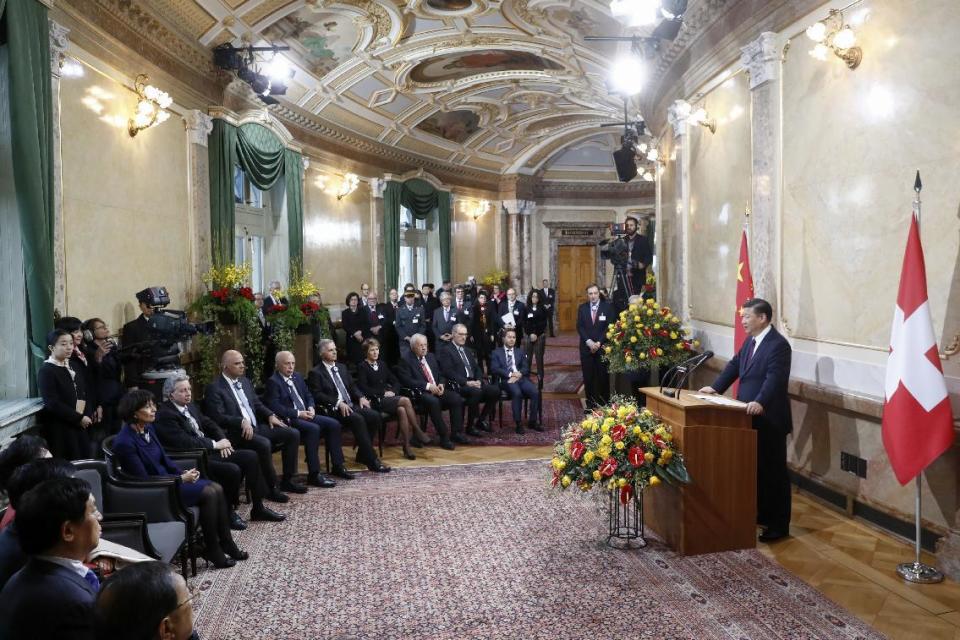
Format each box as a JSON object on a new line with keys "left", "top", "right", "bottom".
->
{"left": 557, "top": 245, "right": 596, "bottom": 331}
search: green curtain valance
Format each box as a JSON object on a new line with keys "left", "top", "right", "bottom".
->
{"left": 400, "top": 178, "right": 439, "bottom": 220}
{"left": 383, "top": 178, "right": 451, "bottom": 291}
{"left": 208, "top": 119, "right": 304, "bottom": 273}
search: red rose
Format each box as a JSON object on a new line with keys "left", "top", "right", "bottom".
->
{"left": 599, "top": 457, "right": 618, "bottom": 477}
{"left": 570, "top": 440, "right": 586, "bottom": 461}
{"left": 619, "top": 484, "right": 634, "bottom": 505}
{"left": 643, "top": 328, "right": 652, "bottom": 337}
{"left": 611, "top": 424, "right": 626, "bottom": 442}
{"left": 648, "top": 347, "right": 658, "bottom": 358}
{"left": 628, "top": 446, "right": 645, "bottom": 467}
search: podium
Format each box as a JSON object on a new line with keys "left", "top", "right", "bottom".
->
{"left": 639, "top": 387, "right": 757, "bottom": 555}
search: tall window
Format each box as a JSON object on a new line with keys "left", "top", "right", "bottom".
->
{"left": 234, "top": 166, "right": 289, "bottom": 294}
{"left": 398, "top": 205, "right": 439, "bottom": 287}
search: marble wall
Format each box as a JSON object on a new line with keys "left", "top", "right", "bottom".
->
{"left": 59, "top": 64, "right": 190, "bottom": 330}
{"left": 658, "top": 127, "right": 680, "bottom": 314}
{"left": 452, "top": 198, "right": 499, "bottom": 284}
{"left": 781, "top": 0, "right": 960, "bottom": 351}
{"left": 687, "top": 70, "right": 752, "bottom": 326}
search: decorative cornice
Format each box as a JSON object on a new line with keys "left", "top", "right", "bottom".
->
{"left": 740, "top": 32, "right": 781, "bottom": 89}
{"left": 49, "top": 21, "right": 70, "bottom": 77}
{"left": 534, "top": 180, "right": 655, "bottom": 200}
{"left": 183, "top": 110, "right": 213, "bottom": 147}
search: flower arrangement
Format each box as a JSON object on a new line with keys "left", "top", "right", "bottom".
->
{"left": 602, "top": 298, "right": 698, "bottom": 373}
{"left": 551, "top": 397, "right": 690, "bottom": 505}
{"left": 644, "top": 271, "right": 656, "bottom": 297}
{"left": 480, "top": 269, "right": 510, "bottom": 289}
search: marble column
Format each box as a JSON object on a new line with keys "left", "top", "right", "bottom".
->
{"left": 666, "top": 100, "right": 691, "bottom": 322}
{"left": 50, "top": 20, "right": 69, "bottom": 314}
{"left": 371, "top": 177, "right": 386, "bottom": 295}
{"left": 503, "top": 200, "right": 522, "bottom": 291}
{"left": 183, "top": 110, "right": 213, "bottom": 299}
{"left": 520, "top": 204, "right": 534, "bottom": 292}
{"left": 494, "top": 199, "right": 507, "bottom": 275}
{"left": 740, "top": 31, "right": 782, "bottom": 308}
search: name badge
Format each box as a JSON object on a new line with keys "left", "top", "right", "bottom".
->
{"left": 413, "top": 315, "right": 419, "bottom": 321}
{"left": 377, "top": 314, "right": 384, "bottom": 319}
{"left": 599, "top": 315, "right": 606, "bottom": 321}
{"left": 464, "top": 310, "right": 470, "bottom": 315}
{"left": 527, "top": 313, "right": 534, "bottom": 318}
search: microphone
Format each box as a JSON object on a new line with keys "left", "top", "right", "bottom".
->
{"left": 661, "top": 351, "right": 714, "bottom": 398}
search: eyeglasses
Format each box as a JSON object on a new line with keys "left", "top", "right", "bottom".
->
{"left": 175, "top": 584, "right": 200, "bottom": 610}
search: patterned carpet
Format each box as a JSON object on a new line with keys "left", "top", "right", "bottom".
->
{"left": 193, "top": 460, "right": 883, "bottom": 640}
{"left": 541, "top": 370, "right": 583, "bottom": 394}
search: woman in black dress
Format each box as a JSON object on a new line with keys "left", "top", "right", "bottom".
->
{"left": 523, "top": 290, "right": 548, "bottom": 377}
{"left": 470, "top": 290, "right": 497, "bottom": 374}
{"left": 37, "top": 329, "right": 95, "bottom": 460}
{"left": 356, "top": 338, "right": 430, "bottom": 459}
{"left": 340, "top": 291, "right": 370, "bottom": 366}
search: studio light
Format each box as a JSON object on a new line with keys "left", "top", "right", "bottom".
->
{"left": 610, "top": 0, "right": 662, "bottom": 28}
{"left": 609, "top": 55, "right": 646, "bottom": 96}
{"left": 213, "top": 43, "right": 294, "bottom": 105}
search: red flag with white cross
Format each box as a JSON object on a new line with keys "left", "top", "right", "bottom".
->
{"left": 882, "top": 212, "right": 954, "bottom": 485}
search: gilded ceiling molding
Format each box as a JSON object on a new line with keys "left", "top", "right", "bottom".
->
{"left": 402, "top": 0, "right": 493, "bottom": 20}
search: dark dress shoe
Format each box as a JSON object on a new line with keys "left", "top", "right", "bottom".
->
{"left": 410, "top": 436, "right": 425, "bottom": 449}
{"left": 266, "top": 489, "right": 290, "bottom": 503}
{"left": 528, "top": 422, "right": 544, "bottom": 432}
{"left": 451, "top": 433, "right": 469, "bottom": 444}
{"left": 280, "top": 480, "right": 308, "bottom": 494}
{"left": 250, "top": 505, "right": 286, "bottom": 522}
{"left": 204, "top": 553, "right": 236, "bottom": 569}
{"left": 307, "top": 473, "right": 336, "bottom": 488}
{"left": 224, "top": 544, "right": 249, "bottom": 561}
{"left": 476, "top": 420, "right": 493, "bottom": 432}
{"left": 402, "top": 448, "right": 417, "bottom": 460}
{"left": 440, "top": 440, "right": 456, "bottom": 450}
{"left": 758, "top": 528, "right": 788, "bottom": 543}
{"left": 368, "top": 461, "right": 391, "bottom": 473}
{"left": 331, "top": 466, "right": 356, "bottom": 480}
{"left": 466, "top": 427, "right": 483, "bottom": 437}
{"left": 229, "top": 511, "right": 247, "bottom": 531}
{"left": 515, "top": 426, "right": 526, "bottom": 435}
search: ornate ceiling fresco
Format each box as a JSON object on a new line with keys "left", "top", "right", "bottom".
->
{"left": 124, "top": 0, "right": 658, "bottom": 178}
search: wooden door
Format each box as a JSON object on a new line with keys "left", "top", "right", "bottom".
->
{"left": 557, "top": 245, "right": 596, "bottom": 331}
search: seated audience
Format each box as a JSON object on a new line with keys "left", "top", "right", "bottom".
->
{"left": 0, "top": 435, "right": 51, "bottom": 529}
{"left": 38, "top": 328, "right": 95, "bottom": 460}
{"left": 341, "top": 291, "right": 370, "bottom": 366}
{"left": 82, "top": 318, "right": 124, "bottom": 453}
{"left": 438, "top": 324, "right": 498, "bottom": 435}
{"left": 523, "top": 290, "right": 548, "bottom": 376}
{"left": 264, "top": 351, "right": 350, "bottom": 483}
{"left": 0, "top": 458, "right": 76, "bottom": 589}
{"left": 203, "top": 350, "right": 307, "bottom": 496}
{"left": 155, "top": 375, "right": 285, "bottom": 526}
{"left": 397, "top": 334, "right": 465, "bottom": 450}
{"left": 490, "top": 328, "right": 542, "bottom": 434}
{"left": 306, "top": 340, "right": 391, "bottom": 473}
{"left": 94, "top": 561, "right": 197, "bottom": 640}
{"left": 114, "top": 390, "right": 247, "bottom": 569}
{"left": 0, "top": 476, "right": 102, "bottom": 639}
{"left": 356, "top": 338, "right": 431, "bottom": 459}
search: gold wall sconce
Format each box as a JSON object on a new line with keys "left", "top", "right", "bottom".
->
{"left": 805, "top": 8, "right": 863, "bottom": 69}
{"left": 674, "top": 100, "right": 716, "bottom": 134}
{"left": 470, "top": 200, "right": 490, "bottom": 221}
{"left": 128, "top": 74, "right": 172, "bottom": 137}
{"left": 316, "top": 172, "right": 360, "bottom": 200}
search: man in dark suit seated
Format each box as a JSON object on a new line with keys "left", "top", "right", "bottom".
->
{"left": 438, "top": 323, "right": 498, "bottom": 435}
{"left": 202, "top": 350, "right": 307, "bottom": 497}
{"left": 490, "top": 328, "right": 541, "bottom": 434}
{"left": 0, "top": 476, "right": 102, "bottom": 639}
{"left": 306, "top": 340, "right": 391, "bottom": 473}
{"left": 155, "top": 375, "right": 285, "bottom": 525}
{"left": 577, "top": 283, "right": 613, "bottom": 409}
{"left": 398, "top": 333, "right": 465, "bottom": 449}
{"left": 94, "top": 561, "right": 197, "bottom": 640}
{"left": 264, "top": 351, "right": 352, "bottom": 483}
{"left": 700, "top": 297, "right": 793, "bottom": 543}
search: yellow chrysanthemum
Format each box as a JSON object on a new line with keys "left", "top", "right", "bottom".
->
{"left": 583, "top": 451, "right": 595, "bottom": 464}
{"left": 615, "top": 441, "right": 625, "bottom": 450}
{"left": 605, "top": 346, "right": 612, "bottom": 354}
{"left": 600, "top": 434, "right": 612, "bottom": 446}
{"left": 644, "top": 452, "right": 655, "bottom": 462}
{"left": 617, "top": 478, "right": 627, "bottom": 487}
{"left": 650, "top": 476, "right": 661, "bottom": 486}
{"left": 602, "top": 417, "right": 615, "bottom": 429}
{"left": 638, "top": 352, "right": 647, "bottom": 360}
{"left": 656, "top": 348, "right": 663, "bottom": 356}
{"left": 561, "top": 475, "right": 572, "bottom": 488}
{"left": 653, "top": 323, "right": 660, "bottom": 330}
{"left": 632, "top": 426, "right": 642, "bottom": 436}
{"left": 552, "top": 458, "right": 566, "bottom": 471}
{"left": 630, "top": 336, "right": 638, "bottom": 344}
{"left": 634, "top": 315, "right": 641, "bottom": 322}
{"left": 670, "top": 331, "right": 678, "bottom": 339}
{"left": 646, "top": 309, "right": 654, "bottom": 316}
{"left": 625, "top": 355, "right": 632, "bottom": 363}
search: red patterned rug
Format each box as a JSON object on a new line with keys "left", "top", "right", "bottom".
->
{"left": 193, "top": 460, "right": 882, "bottom": 640}
{"left": 541, "top": 370, "right": 583, "bottom": 394}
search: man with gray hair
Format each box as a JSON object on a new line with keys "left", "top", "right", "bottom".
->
{"left": 155, "top": 375, "right": 285, "bottom": 527}
{"left": 263, "top": 280, "right": 287, "bottom": 315}
{"left": 397, "top": 333, "right": 465, "bottom": 449}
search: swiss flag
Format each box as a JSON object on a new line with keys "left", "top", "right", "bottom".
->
{"left": 733, "top": 231, "right": 755, "bottom": 395}
{"left": 882, "top": 212, "right": 954, "bottom": 485}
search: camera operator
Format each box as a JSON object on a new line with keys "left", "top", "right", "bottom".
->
{"left": 623, "top": 216, "right": 652, "bottom": 296}
{"left": 121, "top": 290, "right": 157, "bottom": 389}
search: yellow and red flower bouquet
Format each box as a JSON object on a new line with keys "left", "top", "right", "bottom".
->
{"left": 602, "top": 298, "right": 698, "bottom": 373}
{"left": 551, "top": 398, "right": 690, "bottom": 504}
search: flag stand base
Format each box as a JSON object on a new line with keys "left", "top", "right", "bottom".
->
{"left": 897, "top": 561, "right": 944, "bottom": 584}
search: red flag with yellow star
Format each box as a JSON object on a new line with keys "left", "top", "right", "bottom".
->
{"left": 734, "top": 231, "right": 754, "bottom": 394}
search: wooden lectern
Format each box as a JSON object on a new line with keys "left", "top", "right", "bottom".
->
{"left": 640, "top": 387, "right": 757, "bottom": 555}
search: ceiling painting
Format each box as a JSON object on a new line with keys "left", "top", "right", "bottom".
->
{"left": 409, "top": 50, "right": 564, "bottom": 84}
{"left": 415, "top": 109, "right": 482, "bottom": 143}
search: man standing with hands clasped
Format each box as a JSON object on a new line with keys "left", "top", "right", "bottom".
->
{"left": 699, "top": 298, "right": 792, "bottom": 543}
{"left": 577, "top": 284, "right": 613, "bottom": 410}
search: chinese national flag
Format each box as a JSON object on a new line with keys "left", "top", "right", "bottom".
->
{"left": 733, "top": 231, "right": 755, "bottom": 395}
{"left": 882, "top": 213, "right": 954, "bottom": 485}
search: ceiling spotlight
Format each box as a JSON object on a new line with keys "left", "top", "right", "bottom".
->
{"left": 609, "top": 55, "right": 646, "bottom": 96}
{"left": 213, "top": 43, "right": 294, "bottom": 105}
{"left": 610, "top": 0, "right": 661, "bottom": 28}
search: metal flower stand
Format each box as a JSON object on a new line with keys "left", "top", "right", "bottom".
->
{"left": 607, "top": 489, "right": 647, "bottom": 549}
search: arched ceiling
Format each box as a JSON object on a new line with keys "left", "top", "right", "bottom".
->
{"left": 136, "top": 0, "right": 656, "bottom": 176}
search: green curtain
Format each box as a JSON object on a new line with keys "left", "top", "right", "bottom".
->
{"left": 5, "top": 0, "right": 54, "bottom": 381}
{"left": 383, "top": 181, "right": 402, "bottom": 293}
{"left": 208, "top": 119, "right": 237, "bottom": 266}
{"left": 399, "top": 178, "right": 438, "bottom": 219}
{"left": 283, "top": 148, "right": 303, "bottom": 274}
{"left": 437, "top": 190, "right": 451, "bottom": 283}
{"left": 208, "top": 120, "right": 304, "bottom": 269}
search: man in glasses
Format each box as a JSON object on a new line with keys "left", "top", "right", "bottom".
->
{"left": 95, "top": 561, "right": 198, "bottom": 640}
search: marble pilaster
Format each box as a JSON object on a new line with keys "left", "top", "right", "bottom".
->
{"left": 50, "top": 20, "right": 69, "bottom": 315}
{"left": 740, "top": 31, "right": 782, "bottom": 307}
{"left": 183, "top": 110, "right": 213, "bottom": 298}
{"left": 519, "top": 204, "right": 534, "bottom": 292}
{"left": 666, "top": 99, "right": 691, "bottom": 322}
{"left": 371, "top": 177, "right": 386, "bottom": 295}
{"left": 503, "top": 199, "right": 532, "bottom": 292}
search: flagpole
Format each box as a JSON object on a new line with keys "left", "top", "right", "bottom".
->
{"left": 896, "top": 170, "right": 944, "bottom": 584}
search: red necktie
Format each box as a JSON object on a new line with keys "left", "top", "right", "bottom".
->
{"left": 420, "top": 358, "right": 436, "bottom": 385}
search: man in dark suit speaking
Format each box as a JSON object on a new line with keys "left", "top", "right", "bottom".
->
{"left": 700, "top": 298, "right": 793, "bottom": 543}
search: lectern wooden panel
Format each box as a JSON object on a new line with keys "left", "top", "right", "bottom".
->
{"left": 640, "top": 387, "right": 757, "bottom": 556}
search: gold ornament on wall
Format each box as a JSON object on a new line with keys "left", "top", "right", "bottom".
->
{"left": 128, "top": 74, "right": 173, "bottom": 137}
{"left": 316, "top": 172, "right": 361, "bottom": 200}
{"left": 805, "top": 8, "right": 863, "bottom": 70}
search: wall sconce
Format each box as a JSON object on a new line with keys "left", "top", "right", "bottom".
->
{"left": 316, "top": 172, "right": 360, "bottom": 200}
{"left": 634, "top": 142, "right": 662, "bottom": 181}
{"left": 128, "top": 74, "right": 172, "bottom": 137}
{"left": 805, "top": 8, "right": 862, "bottom": 69}
{"left": 471, "top": 200, "right": 490, "bottom": 221}
{"left": 673, "top": 100, "right": 716, "bottom": 133}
